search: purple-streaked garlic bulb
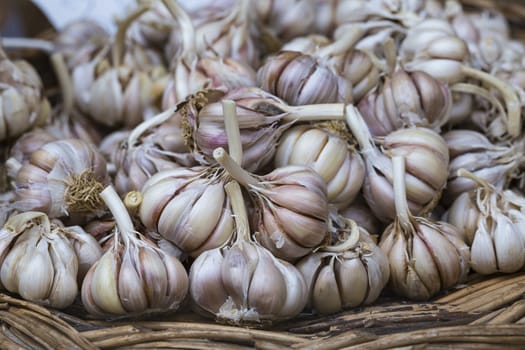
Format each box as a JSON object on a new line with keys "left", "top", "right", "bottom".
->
{"left": 379, "top": 156, "right": 470, "bottom": 301}
{"left": 179, "top": 87, "right": 345, "bottom": 172}
{"left": 11, "top": 138, "right": 110, "bottom": 223}
{"left": 447, "top": 170, "right": 525, "bottom": 275}
{"left": 214, "top": 147, "right": 329, "bottom": 261}
{"left": 274, "top": 122, "right": 365, "bottom": 208}
{"left": 189, "top": 181, "right": 308, "bottom": 324}
{"left": 442, "top": 129, "right": 524, "bottom": 204}
{"left": 81, "top": 186, "right": 189, "bottom": 317}
{"left": 346, "top": 105, "right": 449, "bottom": 222}
{"left": 357, "top": 69, "right": 452, "bottom": 136}
{"left": 296, "top": 216, "right": 389, "bottom": 314}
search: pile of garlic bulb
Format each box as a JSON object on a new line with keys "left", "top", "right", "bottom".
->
{"left": 1, "top": 0, "right": 525, "bottom": 324}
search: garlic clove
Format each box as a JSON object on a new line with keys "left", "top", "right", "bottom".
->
{"left": 87, "top": 251, "right": 126, "bottom": 315}
{"left": 470, "top": 220, "right": 497, "bottom": 275}
{"left": 336, "top": 258, "right": 368, "bottom": 308}
{"left": 189, "top": 249, "right": 228, "bottom": 315}
{"left": 221, "top": 243, "right": 254, "bottom": 309}
{"left": 312, "top": 262, "right": 342, "bottom": 314}
{"left": 17, "top": 239, "right": 54, "bottom": 302}
{"left": 118, "top": 248, "right": 148, "bottom": 313}
{"left": 138, "top": 246, "right": 169, "bottom": 309}
{"left": 493, "top": 213, "right": 525, "bottom": 273}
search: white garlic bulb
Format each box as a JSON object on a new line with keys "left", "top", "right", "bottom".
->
{"left": 296, "top": 216, "right": 389, "bottom": 314}
{"left": 274, "top": 122, "right": 365, "bottom": 208}
{"left": 12, "top": 138, "right": 110, "bottom": 223}
{"left": 0, "top": 212, "right": 79, "bottom": 309}
{"left": 379, "top": 156, "right": 470, "bottom": 300}
{"left": 189, "top": 181, "right": 308, "bottom": 324}
{"left": 447, "top": 169, "right": 525, "bottom": 275}
{"left": 81, "top": 186, "right": 189, "bottom": 317}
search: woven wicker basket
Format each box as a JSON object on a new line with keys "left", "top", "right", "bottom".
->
{"left": 2, "top": 1, "right": 525, "bottom": 349}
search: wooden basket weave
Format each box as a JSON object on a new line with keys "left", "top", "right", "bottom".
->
{"left": 2, "top": 1, "right": 525, "bottom": 349}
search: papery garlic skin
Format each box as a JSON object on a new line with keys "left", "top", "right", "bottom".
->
{"left": 274, "top": 123, "right": 365, "bottom": 208}
{"left": 13, "top": 139, "right": 110, "bottom": 221}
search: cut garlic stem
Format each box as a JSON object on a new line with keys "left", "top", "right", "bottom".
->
{"left": 124, "top": 191, "right": 143, "bottom": 215}
{"left": 460, "top": 65, "right": 521, "bottom": 137}
{"left": 222, "top": 100, "right": 243, "bottom": 164}
{"left": 392, "top": 156, "right": 411, "bottom": 231}
{"left": 321, "top": 219, "right": 360, "bottom": 253}
{"left": 224, "top": 181, "right": 250, "bottom": 243}
{"left": 281, "top": 103, "right": 345, "bottom": 122}
{"left": 50, "top": 53, "right": 74, "bottom": 116}
{"left": 213, "top": 147, "right": 259, "bottom": 187}
{"left": 100, "top": 186, "right": 134, "bottom": 241}
{"left": 161, "top": 0, "right": 196, "bottom": 63}
{"left": 451, "top": 83, "right": 506, "bottom": 128}
{"left": 112, "top": 5, "right": 150, "bottom": 67}
{"left": 1, "top": 37, "right": 54, "bottom": 53}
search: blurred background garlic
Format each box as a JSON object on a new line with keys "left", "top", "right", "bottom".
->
{"left": 296, "top": 216, "right": 389, "bottom": 314}
{"left": 345, "top": 105, "right": 449, "bottom": 222}
{"left": 0, "top": 46, "right": 51, "bottom": 142}
{"left": 214, "top": 147, "right": 328, "bottom": 261}
{"left": 160, "top": 0, "right": 256, "bottom": 109}
{"left": 11, "top": 138, "right": 110, "bottom": 224}
{"left": 81, "top": 186, "right": 189, "bottom": 318}
{"left": 274, "top": 122, "right": 365, "bottom": 208}
{"left": 0, "top": 211, "right": 79, "bottom": 309}
{"left": 379, "top": 156, "right": 470, "bottom": 301}
{"left": 189, "top": 180, "right": 308, "bottom": 324}
{"left": 447, "top": 169, "right": 525, "bottom": 275}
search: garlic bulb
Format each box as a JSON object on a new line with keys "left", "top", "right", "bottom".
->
{"left": 214, "top": 147, "right": 329, "bottom": 261}
{"left": 254, "top": 0, "right": 317, "bottom": 44}
{"left": 81, "top": 186, "right": 189, "bottom": 317}
{"left": 166, "top": 0, "right": 259, "bottom": 67}
{"left": 189, "top": 180, "right": 308, "bottom": 324}
{"left": 443, "top": 129, "right": 523, "bottom": 204}
{"left": 447, "top": 170, "right": 525, "bottom": 275}
{"left": 54, "top": 19, "right": 110, "bottom": 69}
{"left": 126, "top": 0, "right": 174, "bottom": 49}
{"left": 138, "top": 166, "right": 235, "bottom": 257}
{"left": 72, "top": 5, "right": 164, "bottom": 129}
{"left": 0, "top": 211, "right": 79, "bottom": 309}
{"left": 160, "top": 0, "right": 256, "bottom": 109}
{"left": 8, "top": 128, "right": 58, "bottom": 165}
{"left": 12, "top": 138, "right": 110, "bottom": 222}
{"left": 357, "top": 69, "right": 452, "bottom": 136}
{"left": 178, "top": 87, "right": 345, "bottom": 172}
{"left": 274, "top": 122, "right": 365, "bottom": 208}
{"left": 110, "top": 108, "right": 194, "bottom": 194}
{"left": 400, "top": 18, "right": 521, "bottom": 138}
{"left": 379, "top": 156, "right": 470, "bottom": 300}
{"left": 0, "top": 48, "right": 51, "bottom": 141}
{"left": 345, "top": 105, "right": 449, "bottom": 222}
{"left": 296, "top": 216, "right": 389, "bottom": 314}
{"left": 0, "top": 192, "right": 16, "bottom": 231}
